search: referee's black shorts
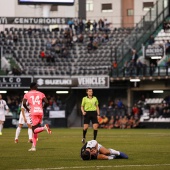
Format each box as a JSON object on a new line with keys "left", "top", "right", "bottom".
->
{"left": 83, "top": 111, "right": 98, "bottom": 124}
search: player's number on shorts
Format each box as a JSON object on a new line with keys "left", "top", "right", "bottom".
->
{"left": 30, "top": 96, "right": 40, "bottom": 105}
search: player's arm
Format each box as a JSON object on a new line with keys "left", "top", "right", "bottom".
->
{"left": 43, "top": 97, "right": 49, "bottom": 108}
{"left": 21, "top": 108, "right": 27, "bottom": 123}
{"left": 95, "top": 98, "right": 100, "bottom": 116}
{"left": 23, "top": 98, "right": 30, "bottom": 112}
{"left": 96, "top": 105, "right": 100, "bottom": 116}
{"left": 97, "top": 154, "right": 113, "bottom": 160}
{"left": 81, "top": 98, "right": 86, "bottom": 115}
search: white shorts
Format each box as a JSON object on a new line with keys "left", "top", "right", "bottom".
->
{"left": 19, "top": 113, "right": 31, "bottom": 125}
{"left": 0, "top": 114, "right": 5, "bottom": 121}
{"left": 97, "top": 143, "right": 103, "bottom": 151}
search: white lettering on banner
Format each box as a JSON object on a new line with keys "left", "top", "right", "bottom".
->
{"left": 14, "top": 18, "right": 67, "bottom": 25}
{"left": 9, "top": 78, "right": 13, "bottom": 83}
{"left": 0, "top": 17, "right": 7, "bottom": 24}
{"left": 78, "top": 77, "right": 106, "bottom": 85}
{"left": 16, "top": 78, "right": 21, "bottom": 83}
{"left": 2, "top": 78, "right": 6, "bottom": 82}
{"left": 45, "top": 79, "right": 72, "bottom": 85}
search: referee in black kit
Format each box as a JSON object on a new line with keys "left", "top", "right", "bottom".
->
{"left": 81, "top": 88, "right": 100, "bottom": 144}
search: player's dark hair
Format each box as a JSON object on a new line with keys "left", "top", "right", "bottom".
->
{"left": 86, "top": 88, "right": 92, "bottom": 92}
{"left": 81, "top": 150, "right": 91, "bottom": 160}
{"left": 30, "top": 82, "right": 37, "bottom": 89}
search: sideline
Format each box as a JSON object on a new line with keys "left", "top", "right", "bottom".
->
{"left": 16, "top": 163, "right": 170, "bottom": 170}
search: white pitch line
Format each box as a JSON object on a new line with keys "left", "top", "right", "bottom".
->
{"left": 16, "top": 164, "right": 170, "bottom": 170}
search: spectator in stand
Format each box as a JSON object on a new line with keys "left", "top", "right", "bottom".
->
{"left": 13, "top": 34, "right": 18, "bottom": 44}
{"left": 114, "top": 115, "right": 120, "bottom": 128}
{"left": 40, "top": 50, "right": 46, "bottom": 60}
{"left": 106, "top": 116, "right": 114, "bottom": 129}
{"left": 126, "top": 116, "right": 134, "bottom": 129}
{"left": 46, "top": 38, "right": 52, "bottom": 50}
{"left": 103, "top": 33, "right": 109, "bottom": 43}
{"left": 121, "top": 116, "right": 129, "bottom": 129}
{"left": 27, "top": 27, "right": 32, "bottom": 37}
{"left": 107, "top": 103, "right": 114, "bottom": 120}
{"left": 46, "top": 52, "right": 54, "bottom": 63}
{"left": 132, "top": 117, "right": 140, "bottom": 128}
{"left": 72, "top": 34, "right": 78, "bottom": 43}
{"left": 7, "top": 34, "right": 13, "bottom": 45}
{"left": 93, "top": 40, "right": 98, "bottom": 50}
{"left": 163, "top": 21, "right": 170, "bottom": 32}
{"left": 77, "top": 34, "right": 84, "bottom": 43}
{"left": 74, "top": 19, "right": 79, "bottom": 34}
{"left": 165, "top": 40, "right": 170, "bottom": 54}
{"left": 89, "top": 33, "right": 94, "bottom": 43}
{"left": 92, "top": 20, "right": 98, "bottom": 33}
{"left": 100, "top": 104, "right": 107, "bottom": 117}
{"left": 61, "top": 45, "right": 68, "bottom": 58}
{"left": 148, "top": 35, "right": 155, "bottom": 45}
{"left": 112, "top": 60, "right": 118, "bottom": 68}
{"left": 55, "top": 44, "right": 61, "bottom": 54}
{"left": 79, "top": 19, "right": 84, "bottom": 33}
{"left": 117, "top": 99, "right": 123, "bottom": 109}
{"left": 52, "top": 100, "right": 60, "bottom": 111}
{"left": 51, "top": 38, "right": 56, "bottom": 47}
{"left": 12, "top": 67, "right": 22, "bottom": 75}
{"left": 130, "top": 49, "right": 138, "bottom": 67}
{"left": 132, "top": 104, "right": 139, "bottom": 119}
{"left": 68, "top": 19, "right": 74, "bottom": 30}
{"left": 104, "top": 19, "right": 111, "bottom": 33}
{"left": 87, "top": 41, "right": 93, "bottom": 53}
{"left": 98, "top": 19, "right": 104, "bottom": 31}
{"left": 86, "top": 20, "right": 92, "bottom": 32}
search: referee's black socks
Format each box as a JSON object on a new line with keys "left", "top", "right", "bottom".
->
{"left": 83, "top": 129, "right": 87, "bottom": 138}
{"left": 94, "top": 130, "right": 98, "bottom": 140}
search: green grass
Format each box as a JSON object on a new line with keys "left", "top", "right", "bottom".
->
{"left": 0, "top": 128, "right": 170, "bottom": 170}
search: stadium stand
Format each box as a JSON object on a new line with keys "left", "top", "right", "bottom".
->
{"left": 0, "top": 25, "right": 134, "bottom": 76}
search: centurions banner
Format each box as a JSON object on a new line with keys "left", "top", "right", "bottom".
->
{"left": 0, "top": 17, "right": 72, "bottom": 25}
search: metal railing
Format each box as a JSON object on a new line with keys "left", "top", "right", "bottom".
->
{"left": 114, "top": 0, "right": 169, "bottom": 68}
{"left": 111, "top": 66, "right": 170, "bottom": 78}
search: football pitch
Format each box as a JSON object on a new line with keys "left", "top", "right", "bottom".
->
{"left": 0, "top": 128, "right": 170, "bottom": 170}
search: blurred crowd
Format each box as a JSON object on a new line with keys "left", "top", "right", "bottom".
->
{"left": 98, "top": 94, "right": 170, "bottom": 129}
{"left": 98, "top": 99, "right": 140, "bottom": 129}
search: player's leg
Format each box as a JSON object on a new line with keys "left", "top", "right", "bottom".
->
{"left": 32, "top": 115, "right": 51, "bottom": 134}
{"left": 0, "top": 120, "right": 4, "bottom": 135}
{"left": 27, "top": 124, "right": 33, "bottom": 143}
{"left": 92, "top": 112, "right": 99, "bottom": 140}
{"left": 26, "top": 114, "right": 33, "bottom": 143}
{"left": 82, "top": 123, "right": 89, "bottom": 143}
{"left": 29, "top": 115, "right": 51, "bottom": 151}
{"left": 29, "top": 123, "right": 40, "bottom": 151}
{"left": 15, "top": 124, "right": 23, "bottom": 143}
{"left": 108, "top": 148, "right": 128, "bottom": 159}
{"left": 82, "top": 112, "right": 90, "bottom": 143}
{"left": 92, "top": 123, "right": 98, "bottom": 140}
{"left": 0, "top": 114, "right": 5, "bottom": 135}
{"left": 15, "top": 113, "right": 24, "bottom": 143}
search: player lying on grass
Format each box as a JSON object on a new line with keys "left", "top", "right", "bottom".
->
{"left": 80, "top": 140, "right": 128, "bottom": 160}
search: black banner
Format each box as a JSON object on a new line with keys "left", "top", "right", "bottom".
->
{"left": 144, "top": 45, "right": 164, "bottom": 58}
{"left": 34, "top": 76, "right": 109, "bottom": 89}
{"left": 0, "top": 17, "right": 72, "bottom": 25}
{"left": 0, "top": 76, "right": 32, "bottom": 88}
{"left": 0, "top": 47, "right": 1, "bottom": 70}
